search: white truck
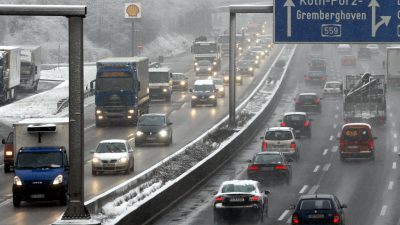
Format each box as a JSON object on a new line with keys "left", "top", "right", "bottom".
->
{"left": 19, "top": 46, "right": 41, "bottom": 92}
{"left": 386, "top": 46, "right": 400, "bottom": 87}
{"left": 0, "top": 46, "right": 20, "bottom": 104}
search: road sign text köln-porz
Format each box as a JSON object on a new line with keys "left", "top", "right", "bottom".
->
{"left": 274, "top": 0, "right": 400, "bottom": 43}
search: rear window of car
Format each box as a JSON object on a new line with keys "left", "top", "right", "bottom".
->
{"left": 221, "top": 184, "right": 256, "bottom": 193}
{"left": 299, "top": 95, "right": 317, "bottom": 101}
{"left": 265, "top": 131, "right": 293, "bottom": 140}
{"left": 299, "top": 199, "right": 333, "bottom": 210}
{"left": 96, "top": 143, "right": 127, "bottom": 153}
{"left": 325, "top": 83, "right": 341, "bottom": 88}
{"left": 342, "top": 127, "right": 370, "bottom": 142}
{"left": 284, "top": 115, "right": 306, "bottom": 122}
{"left": 254, "top": 154, "right": 283, "bottom": 164}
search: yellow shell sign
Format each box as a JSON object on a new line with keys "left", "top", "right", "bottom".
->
{"left": 125, "top": 3, "right": 141, "bottom": 18}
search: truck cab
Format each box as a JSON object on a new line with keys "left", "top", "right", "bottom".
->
{"left": 149, "top": 67, "right": 172, "bottom": 102}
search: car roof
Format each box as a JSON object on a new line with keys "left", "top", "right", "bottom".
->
{"left": 255, "top": 151, "right": 283, "bottom": 156}
{"left": 266, "top": 127, "right": 293, "bottom": 131}
{"left": 284, "top": 112, "right": 307, "bottom": 116}
{"left": 194, "top": 79, "right": 214, "bottom": 85}
{"left": 149, "top": 67, "right": 171, "bottom": 73}
{"left": 298, "top": 93, "right": 317, "bottom": 96}
{"left": 325, "top": 81, "right": 342, "bottom": 84}
{"left": 140, "top": 113, "right": 166, "bottom": 117}
{"left": 221, "top": 180, "right": 258, "bottom": 186}
{"left": 342, "top": 123, "right": 371, "bottom": 129}
{"left": 299, "top": 194, "right": 334, "bottom": 200}
{"left": 99, "top": 139, "right": 127, "bottom": 144}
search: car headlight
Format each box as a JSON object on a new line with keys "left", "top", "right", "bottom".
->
{"left": 209, "top": 95, "right": 216, "bottom": 99}
{"left": 192, "top": 95, "right": 198, "bottom": 99}
{"left": 159, "top": 130, "right": 168, "bottom": 137}
{"left": 180, "top": 81, "right": 186, "bottom": 86}
{"left": 236, "top": 76, "right": 242, "bottom": 80}
{"left": 96, "top": 110, "right": 102, "bottom": 114}
{"left": 268, "top": 44, "right": 271, "bottom": 48}
{"left": 208, "top": 67, "right": 212, "bottom": 71}
{"left": 249, "top": 67, "right": 253, "bottom": 71}
{"left": 213, "top": 61, "right": 217, "bottom": 65}
{"left": 219, "top": 87, "right": 224, "bottom": 92}
{"left": 14, "top": 176, "right": 22, "bottom": 186}
{"left": 196, "top": 68, "right": 200, "bottom": 71}
{"left": 98, "top": 115, "right": 103, "bottom": 120}
{"left": 255, "top": 60, "right": 259, "bottom": 64}
{"left": 128, "top": 109, "right": 134, "bottom": 114}
{"left": 5, "top": 150, "right": 12, "bottom": 156}
{"left": 224, "top": 76, "right": 229, "bottom": 80}
{"left": 261, "top": 52, "right": 265, "bottom": 56}
{"left": 119, "top": 157, "right": 128, "bottom": 163}
{"left": 136, "top": 130, "right": 144, "bottom": 136}
{"left": 256, "top": 55, "right": 260, "bottom": 60}
{"left": 92, "top": 157, "right": 100, "bottom": 164}
{"left": 238, "top": 47, "right": 243, "bottom": 51}
{"left": 53, "top": 175, "right": 63, "bottom": 185}
{"left": 194, "top": 62, "right": 198, "bottom": 66}
{"left": 163, "top": 88, "right": 168, "bottom": 92}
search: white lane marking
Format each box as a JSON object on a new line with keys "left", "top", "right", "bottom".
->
{"left": 332, "top": 146, "right": 338, "bottom": 152}
{"left": 323, "top": 149, "right": 329, "bottom": 155}
{"left": 323, "top": 163, "right": 331, "bottom": 171}
{"left": 299, "top": 185, "right": 308, "bottom": 194}
{"left": 313, "top": 165, "right": 320, "bottom": 173}
{"left": 278, "top": 210, "right": 290, "bottom": 221}
{"left": 333, "top": 124, "right": 337, "bottom": 129}
{"left": 336, "top": 106, "right": 339, "bottom": 110}
{"left": 334, "top": 114, "right": 338, "bottom": 119}
{"left": 394, "top": 146, "right": 398, "bottom": 153}
{"left": 337, "top": 132, "right": 341, "bottom": 138}
{"left": 393, "top": 162, "right": 397, "bottom": 169}
{"left": 388, "top": 181, "right": 394, "bottom": 190}
{"left": 392, "top": 122, "right": 396, "bottom": 127}
{"left": 84, "top": 124, "right": 95, "bottom": 131}
{"left": 394, "top": 133, "right": 398, "bottom": 139}
{"left": 128, "top": 138, "right": 135, "bottom": 142}
{"left": 380, "top": 205, "right": 388, "bottom": 216}
{"left": 170, "top": 110, "right": 176, "bottom": 114}
{"left": 308, "top": 185, "right": 320, "bottom": 195}
{"left": 286, "top": 217, "right": 292, "bottom": 224}
{"left": 329, "top": 135, "right": 334, "bottom": 141}
{"left": 0, "top": 199, "right": 11, "bottom": 207}
{"left": 127, "top": 133, "right": 135, "bottom": 138}
{"left": 181, "top": 102, "right": 187, "bottom": 109}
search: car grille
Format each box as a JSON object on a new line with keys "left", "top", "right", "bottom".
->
{"left": 101, "top": 159, "right": 118, "bottom": 163}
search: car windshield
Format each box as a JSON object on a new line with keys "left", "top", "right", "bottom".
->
{"left": 138, "top": 115, "right": 165, "bottom": 126}
{"left": 342, "top": 128, "right": 370, "bottom": 142}
{"left": 198, "top": 60, "right": 211, "bottom": 66}
{"left": 326, "top": 83, "right": 341, "bottom": 88}
{"left": 300, "top": 199, "right": 333, "bottom": 210}
{"left": 194, "top": 84, "right": 214, "bottom": 92}
{"left": 16, "top": 152, "right": 63, "bottom": 169}
{"left": 221, "top": 184, "right": 256, "bottom": 193}
{"left": 285, "top": 114, "right": 306, "bottom": 122}
{"left": 213, "top": 79, "right": 223, "bottom": 85}
{"left": 172, "top": 74, "right": 186, "bottom": 80}
{"left": 265, "top": 130, "right": 293, "bottom": 140}
{"left": 149, "top": 72, "right": 170, "bottom": 83}
{"left": 96, "top": 142, "right": 127, "bottom": 153}
{"left": 254, "top": 154, "right": 283, "bottom": 164}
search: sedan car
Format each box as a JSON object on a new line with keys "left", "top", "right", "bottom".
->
{"left": 294, "top": 93, "right": 322, "bottom": 112}
{"left": 291, "top": 194, "right": 347, "bottom": 225}
{"left": 280, "top": 112, "right": 312, "bottom": 138}
{"left": 134, "top": 113, "right": 173, "bottom": 146}
{"left": 323, "top": 81, "right": 343, "bottom": 96}
{"left": 247, "top": 152, "right": 292, "bottom": 184}
{"left": 260, "top": 127, "right": 299, "bottom": 160}
{"left": 171, "top": 73, "right": 188, "bottom": 91}
{"left": 91, "top": 139, "right": 134, "bottom": 175}
{"left": 237, "top": 60, "right": 255, "bottom": 76}
{"left": 213, "top": 180, "right": 270, "bottom": 222}
{"left": 191, "top": 79, "right": 218, "bottom": 107}
{"left": 304, "top": 70, "right": 327, "bottom": 84}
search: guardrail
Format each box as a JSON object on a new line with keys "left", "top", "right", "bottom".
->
{"left": 82, "top": 45, "right": 297, "bottom": 224}
{"left": 55, "top": 89, "right": 94, "bottom": 114}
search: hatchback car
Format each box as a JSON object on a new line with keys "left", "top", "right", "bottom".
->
{"left": 280, "top": 112, "right": 312, "bottom": 138}
{"left": 247, "top": 152, "right": 292, "bottom": 184}
{"left": 308, "top": 58, "right": 327, "bottom": 73}
{"left": 135, "top": 113, "right": 173, "bottom": 146}
{"left": 237, "top": 60, "right": 255, "bottom": 76}
{"left": 171, "top": 73, "right": 188, "bottom": 91}
{"left": 304, "top": 70, "right": 327, "bottom": 83}
{"left": 339, "top": 123, "right": 376, "bottom": 161}
{"left": 91, "top": 139, "right": 134, "bottom": 175}
{"left": 323, "top": 81, "right": 343, "bottom": 96}
{"left": 294, "top": 93, "right": 322, "bottom": 112}
{"left": 213, "top": 180, "right": 270, "bottom": 222}
{"left": 212, "top": 78, "right": 225, "bottom": 98}
{"left": 260, "top": 127, "right": 299, "bottom": 160}
{"left": 190, "top": 79, "right": 218, "bottom": 107}
{"left": 291, "top": 194, "right": 347, "bottom": 225}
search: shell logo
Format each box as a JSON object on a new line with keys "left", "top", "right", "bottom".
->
{"left": 126, "top": 4, "right": 140, "bottom": 17}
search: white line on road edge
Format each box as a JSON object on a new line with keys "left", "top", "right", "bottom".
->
{"left": 332, "top": 146, "right": 338, "bottom": 152}
{"left": 329, "top": 135, "right": 334, "bottom": 141}
{"left": 84, "top": 124, "right": 95, "bottom": 131}
{"left": 313, "top": 165, "right": 320, "bottom": 173}
{"left": 380, "top": 205, "right": 388, "bottom": 216}
{"left": 394, "top": 146, "right": 398, "bottom": 153}
{"left": 128, "top": 138, "right": 135, "bottom": 142}
{"left": 393, "top": 162, "right": 397, "bottom": 169}
{"left": 323, "top": 163, "right": 331, "bottom": 171}
{"left": 299, "top": 185, "right": 308, "bottom": 194}
{"left": 278, "top": 210, "right": 290, "bottom": 221}
{"left": 333, "top": 124, "right": 337, "bottom": 129}
{"left": 394, "top": 133, "right": 398, "bottom": 139}
{"left": 388, "top": 181, "right": 394, "bottom": 190}
{"left": 308, "top": 185, "right": 319, "bottom": 195}
{"left": 181, "top": 102, "right": 187, "bottom": 109}
{"left": 323, "top": 149, "right": 328, "bottom": 155}
{"left": 0, "top": 199, "right": 11, "bottom": 207}
{"left": 170, "top": 110, "right": 176, "bottom": 114}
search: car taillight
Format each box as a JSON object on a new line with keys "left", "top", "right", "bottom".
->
{"left": 248, "top": 165, "right": 260, "bottom": 171}
{"left": 314, "top": 99, "right": 320, "bottom": 104}
{"left": 368, "top": 140, "right": 375, "bottom": 150}
{"left": 290, "top": 142, "right": 296, "bottom": 149}
{"left": 281, "top": 121, "right": 287, "bottom": 127}
{"left": 292, "top": 213, "right": 299, "bottom": 224}
{"left": 215, "top": 196, "right": 223, "bottom": 202}
{"left": 250, "top": 195, "right": 261, "bottom": 202}
{"left": 275, "top": 164, "right": 288, "bottom": 170}
{"left": 339, "top": 139, "right": 345, "bottom": 151}
{"left": 262, "top": 141, "right": 268, "bottom": 151}
{"left": 333, "top": 213, "right": 340, "bottom": 224}
{"left": 304, "top": 121, "right": 310, "bottom": 127}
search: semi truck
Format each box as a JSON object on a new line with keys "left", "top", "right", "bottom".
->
{"left": 386, "top": 46, "right": 400, "bottom": 87}
{"left": 191, "top": 38, "right": 221, "bottom": 71}
{"left": 149, "top": 67, "right": 172, "bottom": 102}
{"left": 343, "top": 73, "right": 386, "bottom": 124}
{"left": 0, "top": 46, "right": 20, "bottom": 104}
{"left": 19, "top": 46, "right": 41, "bottom": 92}
{"left": 12, "top": 118, "right": 69, "bottom": 207}
{"left": 93, "top": 57, "right": 150, "bottom": 126}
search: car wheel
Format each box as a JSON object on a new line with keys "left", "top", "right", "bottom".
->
{"left": 130, "top": 160, "right": 134, "bottom": 172}
{"left": 60, "top": 193, "right": 67, "bottom": 206}
{"left": 191, "top": 102, "right": 196, "bottom": 108}
{"left": 370, "top": 152, "right": 375, "bottom": 161}
{"left": 285, "top": 174, "right": 291, "bottom": 185}
{"left": 308, "top": 132, "right": 312, "bottom": 138}
{"left": 4, "top": 164, "right": 11, "bottom": 173}
{"left": 92, "top": 169, "right": 98, "bottom": 176}
{"left": 125, "top": 164, "right": 130, "bottom": 174}
{"left": 13, "top": 195, "right": 21, "bottom": 207}
{"left": 213, "top": 101, "right": 218, "bottom": 107}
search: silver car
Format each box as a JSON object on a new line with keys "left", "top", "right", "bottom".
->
{"left": 260, "top": 127, "right": 299, "bottom": 161}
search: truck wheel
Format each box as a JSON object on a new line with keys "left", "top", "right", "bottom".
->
{"left": 125, "top": 164, "right": 130, "bottom": 175}
{"left": 13, "top": 195, "right": 21, "bottom": 207}
{"left": 130, "top": 160, "right": 134, "bottom": 172}
{"left": 4, "top": 164, "right": 11, "bottom": 173}
{"left": 60, "top": 193, "right": 67, "bottom": 206}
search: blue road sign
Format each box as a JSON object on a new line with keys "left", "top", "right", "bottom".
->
{"left": 274, "top": 0, "right": 400, "bottom": 43}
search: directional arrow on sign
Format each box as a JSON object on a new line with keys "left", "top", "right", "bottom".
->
{"left": 284, "top": 0, "right": 295, "bottom": 37}
{"left": 369, "top": 0, "right": 391, "bottom": 37}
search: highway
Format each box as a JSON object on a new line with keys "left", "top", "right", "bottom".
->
{"left": 153, "top": 44, "right": 400, "bottom": 225}
{"left": 0, "top": 44, "right": 283, "bottom": 224}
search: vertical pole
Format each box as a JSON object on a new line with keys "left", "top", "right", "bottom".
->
{"left": 132, "top": 21, "right": 135, "bottom": 57}
{"left": 228, "top": 12, "right": 236, "bottom": 128}
{"left": 62, "top": 16, "right": 90, "bottom": 219}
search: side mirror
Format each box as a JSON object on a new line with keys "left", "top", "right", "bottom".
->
{"left": 289, "top": 204, "right": 296, "bottom": 210}
{"left": 373, "top": 137, "right": 378, "bottom": 140}
{"left": 247, "top": 159, "right": 252, "bottom": 163}
{"left": 319, "top": 97, "right": 323, "bottom": 100}
{"left": 213, "top": 191, "right": 218, "bottom": 195}
{"left": 90, "top": 80, "right": 95, "bottom": 92}
{"left": 90, "top": 150, "right": 95, "bottom": 154}
{"left": 168, "top": 122, "right": 173, "bottom": 126}
{"left": 1, "top": 139, "right": 5, "bottom": 144}
{"left": 341, "top": 204, "right": 347, "bottom": 208}
{"left": 259, "top": 136, "right": 264, "bottom": 140}
{"left": 264, "top": 190, "right": 270, "bottom": 195}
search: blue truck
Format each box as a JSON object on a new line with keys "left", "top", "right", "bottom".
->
{"left": 12, "top": 118, "right": 69, "bottom": 207}
{"left": 93, "top": 57, "right": 150, "bottom": 127}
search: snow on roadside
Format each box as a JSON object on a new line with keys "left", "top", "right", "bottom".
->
{"left": 140, "top": 34, "right": 193, "bottom": 60}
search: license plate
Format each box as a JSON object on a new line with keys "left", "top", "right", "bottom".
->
{"left": 261, "top": 167, "right": 274, "bottom": 171}
{"left": 103, "top": 163, "right": 114, "bottom": 167}
{"left": 348, "top": 146, "right": 359, "bottom": 149}
{"left": 31, "top": 194, "right": 45, "bottom": 199}
{"left": 146, "top": 137, "right": 157, "bottom": 141}
{"left": 295, "top": 130, "right": 301, "bottom": 133}
{"left": 308, "top": 214, "right": 325, "bottom": 219}
{"left": 270, "top": 145, "right": 282, "bottom": 148}
{"left": 229, "top": 198, "right": 244, "bottom": 202}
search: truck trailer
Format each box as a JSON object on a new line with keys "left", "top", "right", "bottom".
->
{"left": 12, "top": 118, "right": 69, "bottom": 207}
{"left": 0, "top": 46, "right": 20, "bottom": 104}
{"left": 19, "top": 46, "right": 41, "bottom": 92}
{"left": 386, "top": 46, "right": 400, "bottom": 87}
{"left": 94, "top": 57, "right": 150, "bottom": 126}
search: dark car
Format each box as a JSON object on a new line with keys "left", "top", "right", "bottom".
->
{"left": 291, "top": 194, "right": 347, "bottom": 225}
{"left": 213, "top": 180, "right": 270, "bottom": 223}
{"left": 247, "top": 152, "right": 292, "bottom": 184}
{"left": 171, "top": 73, "right": 189, "bottom": 91}
{"left": 294, "top": 93, "right": 322, "bottom": 112}
{"left": 357, "top": 47, "right": 371, "bottom": 60}
{"left": 190, "top": 79, "right": 218, "bottom": 107}
{"left": 308, "top": 58, "right": 327, "bottom": 73}
{"left": 134, "top": 113, "right": 173, "bottom": 146}
{"left": 237, "top": 60, "right": 255, "bottom": 76}
{"left": 304, "top": 70, "right": 327, "bottom": 83}
{"left": 2, "top": 131, "right": 14, "bottom": 173}
{"left": 195, "top": 60, "right": 215, "bottom": 76}
{"left": 242, "top": 52, "right": 260, "bottom": 68}
{"left": 281, "top": 112, "right": 312, "bottom": 138}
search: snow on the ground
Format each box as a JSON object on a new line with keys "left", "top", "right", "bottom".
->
{"left": 140, "top": 34, "right": 193, "bottom": 60}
